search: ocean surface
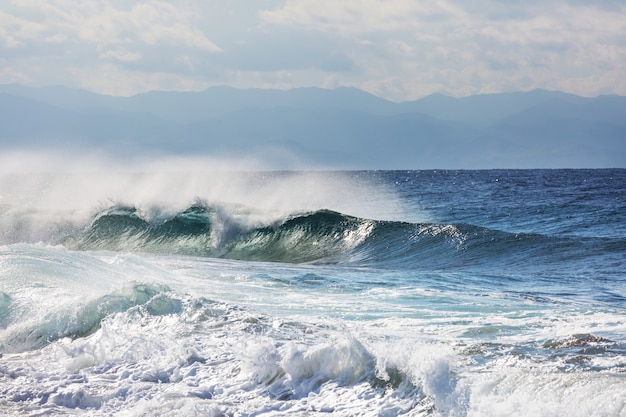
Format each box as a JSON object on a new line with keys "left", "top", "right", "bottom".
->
{"left": 0, "top": 169, "right": 625, "bottom": 416}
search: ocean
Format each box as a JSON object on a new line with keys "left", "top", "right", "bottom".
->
{"left": 0, "top": 168, "right": 625, "bottom": 416}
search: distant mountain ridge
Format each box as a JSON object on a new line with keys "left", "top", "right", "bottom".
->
{"left": 0, "top": 84, "right": 624, "bottom": 168}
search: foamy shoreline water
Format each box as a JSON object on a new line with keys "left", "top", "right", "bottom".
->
{"left": 1, "top": 169, "right": 625, "bottom": 416}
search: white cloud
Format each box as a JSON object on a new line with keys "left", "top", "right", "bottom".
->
{"left": 100, "top": 49, "right": 142, "bottom": 62}
{"left": 0, "top": 0, "right": 625, "bottom": 99}
{"left": 1, "top": 1, "right": 221, "bottom": 54}
{"left": 0, "top": 1, "right": 223, "bottom": 94}
{"left": 259, "top": 0, "right": 466, "bottom": 34}
{"left": 257, "top": 0, "right": 626, "bottom": 99}
{"left": 0, "top": 9, "right": 41, "bottom": 47}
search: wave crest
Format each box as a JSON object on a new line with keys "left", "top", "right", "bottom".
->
{"left": 58, "top": 203, "right": 595, "bottom": 269}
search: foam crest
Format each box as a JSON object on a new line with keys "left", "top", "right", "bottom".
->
{"left": 0, "top": 151, "right": 408, "bottom": 240}
{"left": 276, "top": 337, "right": 376, "bottom": 398}
{"left": 367, "top": 337, "right": 468, "bottom": 416}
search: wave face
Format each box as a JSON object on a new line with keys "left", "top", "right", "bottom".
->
{"left": 62, "top": 203, "right": 617, "bottom": 274}
{"left": 65, "top": 205, "right": 216, "bottom": 257}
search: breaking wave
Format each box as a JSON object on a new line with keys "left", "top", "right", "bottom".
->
{"left": 54, "top": 203, "right": 611, "bottom": 269}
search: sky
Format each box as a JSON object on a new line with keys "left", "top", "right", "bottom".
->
{"left": 1, "top": 0, "right": 625, "bottom": 102}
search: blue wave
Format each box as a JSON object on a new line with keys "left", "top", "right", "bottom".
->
{"left": 62, "top": 204, "right": 616, "bottom": 270}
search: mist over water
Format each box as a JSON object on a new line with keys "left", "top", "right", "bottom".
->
{"left": 0, "top": 152, "right": 412, "bottom": 246}
{"left": 0, "top": 157, "right": 624, "bottom": 416}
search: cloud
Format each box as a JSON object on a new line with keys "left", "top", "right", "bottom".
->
{"left": 3, "top": 1, "right": 221, "bottom": 52}
{"left": 259, "top": 0, "right": 465, "bottom": 33}
{"left": 0, "top": 0, "right": 220, "bottom": 66}
{"left": 258, "top": 0, "right": 626, "bottom": 99}
{"left": 0, "top": 0, "right": 625, "bottom": 100}
{"left": 0, "top": 1, "right": 222, "bottom": 93}
{"left": 101, "top": 49, "right": 142, "bottom": 62}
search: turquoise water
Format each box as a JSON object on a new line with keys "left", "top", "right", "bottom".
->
{"left": 0, "top": 169, "right": 625, "bottom": 416}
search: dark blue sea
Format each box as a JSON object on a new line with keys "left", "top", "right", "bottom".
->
{"left": 1, "top": 169, "right": 625, "bottom": 416}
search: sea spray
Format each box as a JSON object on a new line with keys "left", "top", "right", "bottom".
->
{"left": 0, "top": 169, "right": 624, "bottom": 416}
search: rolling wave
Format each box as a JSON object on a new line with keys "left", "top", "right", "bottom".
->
{"left": 60, "top": 203, "right": 608, "bottom": 269}
{"left": 0, "top": 283, "right": 177, "bottom": 353}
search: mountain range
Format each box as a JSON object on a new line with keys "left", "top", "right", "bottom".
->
{"left": 0, "top": 84, "right": 624, "bottom": 169}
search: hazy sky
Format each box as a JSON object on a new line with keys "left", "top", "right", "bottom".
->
{"left": 1, "top": 0, "right": 625, "bottom": 101}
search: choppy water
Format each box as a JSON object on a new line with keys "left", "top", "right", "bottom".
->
{"left": 1, "top": 169, "right": 625, "bottom": 416}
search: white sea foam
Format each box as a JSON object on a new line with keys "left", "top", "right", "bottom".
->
{"left": 1, "top": 245, "right": 624, "bottom": 416}
{"left": 1, "top": 167, "right": 624, "bottom": 416}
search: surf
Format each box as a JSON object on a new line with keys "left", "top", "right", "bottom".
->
{"left": 53, "top": 202, "right": 614, "bottom": 273}
{"left": 1, "top": 167, "right": 624, "bottom": 416}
